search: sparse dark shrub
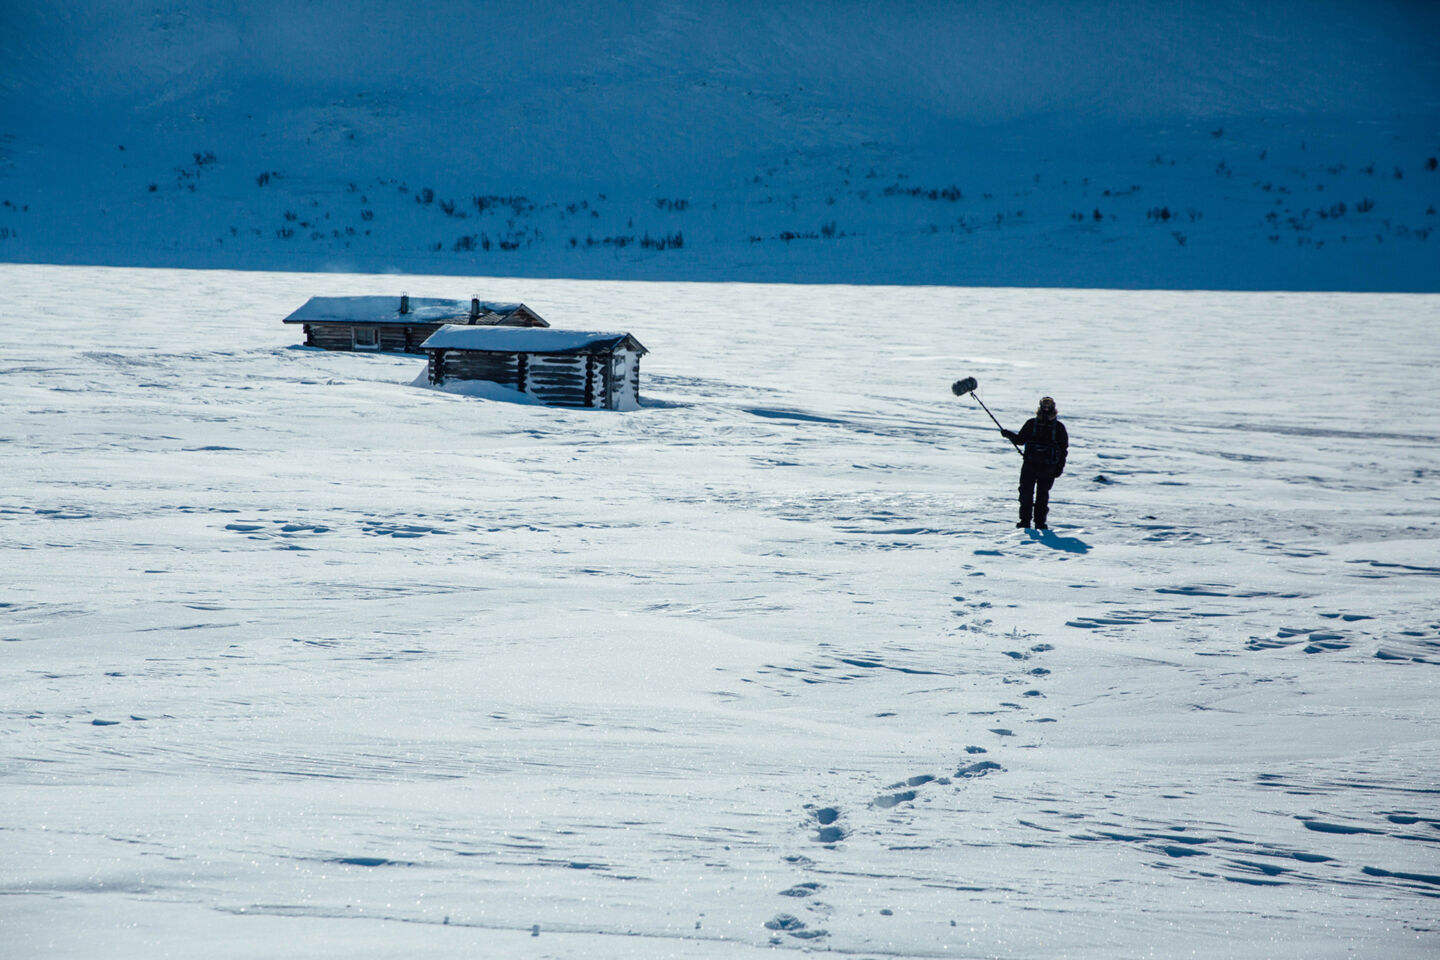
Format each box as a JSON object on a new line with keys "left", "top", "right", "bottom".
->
{"left": 193, "top": 151, "right": 216, "bottom": 167}
{"left": 276, "top": 227, "right": 294, "bottom": 239}
{"left": 820, "top": 221, "right": 837, "bottom": 238}
{"left": 1393, "top": 166, "right": 1404, "bottom": 180}
{"left": 148, "top": 183, "right": 157, "bottom": 192}
{"left": 1071, "top": 211, "right": 1084, "bottom": 221}
{"left": 1211, "top": 128, "right": 1223, "bottom": 139}
{"left": 1357, "top": 197, "right": 1375, "bottom": 213}
{"left": 360, "top": 209, "right": 374, "bottom": 221}
{"left": 1093, "top": 208, "right": 1103, "bottom": 222}
{"left": 882, "top": 183, "right": 963, "bottom": 202}
{"left": 417, "top": 188, "right": 435, "bottom": 205}
{"left": 1172, "top": 231, "right": 1187, "bottom": 246}
{"left": 283, "top": 210, "right": 298, "bottom": 222}
{"left": 256, "top": 172, "right": 270, "bottom": 187}
{"left": 453, "top": 234, "right": 477, "bottom": 252}
{"left": 472, "top": 194, "right": 533, "bottom": 216}
{"left": 655, "top": 198, "right": 689, "bottom": 212}
{"left": 1426, "top": 157, "right": 1438, "bottom": 172}
{"left": 640, "top": 231, "right": 684, "bottom": 250}
{"left": 439, "top": 199, "right": 456, "bottom": 216}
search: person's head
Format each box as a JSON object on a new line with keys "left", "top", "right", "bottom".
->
{"left": 1037, "top": 396, "right": 1057, "bottom": 420}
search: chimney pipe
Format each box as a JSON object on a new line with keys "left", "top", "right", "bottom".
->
{"left": 399, "top": 293, "right": 410, "bottom": 315}
{"left": 469, "top": 297, "right": 480, "bottom": 324}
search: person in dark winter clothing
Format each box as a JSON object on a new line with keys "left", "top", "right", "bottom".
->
{"left": 1001, "top": 396, "right": 1068, "bottom": 529}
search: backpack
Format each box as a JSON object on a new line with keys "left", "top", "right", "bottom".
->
{"left": 1029, "top": 420, "right": 1063, "bottom": 468}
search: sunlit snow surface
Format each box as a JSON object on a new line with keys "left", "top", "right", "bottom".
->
{"left": 2, "top": 265, "right": 1438, "bottom": 958}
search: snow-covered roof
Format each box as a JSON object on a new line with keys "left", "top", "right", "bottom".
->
{"left": 282, "top": 296, "right": 540, "bottom": 326}
{"left": 420, "top": 325, "right": 647, "bottom": 355}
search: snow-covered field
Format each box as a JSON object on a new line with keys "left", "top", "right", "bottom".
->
{"left": 2, "top": 264, "right": 1437, "bottom": 957}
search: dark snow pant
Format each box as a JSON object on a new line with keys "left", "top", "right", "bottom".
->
{"left": 1018, "top": 462, "right": 1058, "bottom": 526}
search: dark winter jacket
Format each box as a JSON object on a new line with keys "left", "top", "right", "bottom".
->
{"left": 1003, "top": 418, "right": 1068, "bottom": 474}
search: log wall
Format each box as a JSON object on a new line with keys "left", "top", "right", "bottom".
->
{"left": 526, "top": 355, "right": 591, "bottom": 407}
{"left": 301, "top": 323, "right": 444, "bottom": 354}
{"left": 433, "top": 350, "right": 524, "bottom": 388}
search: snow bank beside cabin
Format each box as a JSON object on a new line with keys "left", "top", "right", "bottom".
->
{"left": 408, "top": 369, "right": 543, "bottom": 406}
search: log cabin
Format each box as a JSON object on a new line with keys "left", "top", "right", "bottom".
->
{"left": 283, "top": 294, "right": 548, "bottom": 353}
{"left": 421, "top": 325, "right": 648, "bottom": 410}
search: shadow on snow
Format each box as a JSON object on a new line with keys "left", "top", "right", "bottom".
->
{"left": 1027, "top": 529, "right": 1091, "bottom": 554}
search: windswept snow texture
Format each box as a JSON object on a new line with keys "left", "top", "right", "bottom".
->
{"left": 3, "top": 265, "right": 1439, "bottom": 958}
{"left": 1, "top": 1, "right": 1438, "bottom": 288}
